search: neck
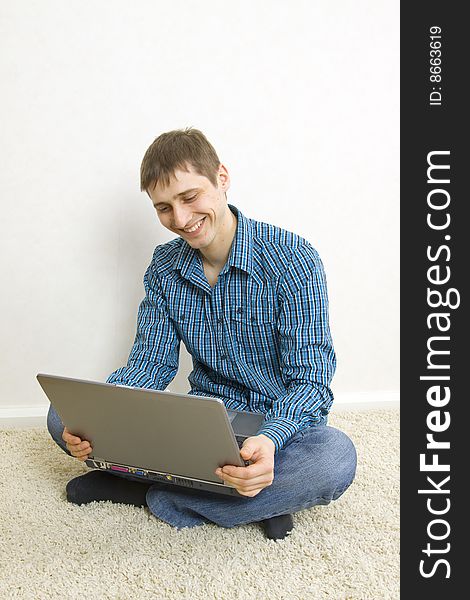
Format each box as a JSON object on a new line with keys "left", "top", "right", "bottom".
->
{"left": 200, "top": 206, "right": 237, "bottom": 270}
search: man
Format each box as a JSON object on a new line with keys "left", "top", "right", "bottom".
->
{"left": 47, "top": 127, "right": 357, "bottom": 540}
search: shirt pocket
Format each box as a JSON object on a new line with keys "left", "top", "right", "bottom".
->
{"left": 230, "top": 304, "right": 278, "bottom": 366}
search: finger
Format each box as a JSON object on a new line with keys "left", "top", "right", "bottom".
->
{"left": 219, "top": 472, "right": 273, "bottom": 489}
{"left": 67, "top": 446, "right": 91, "bottom": 459}
{"left": 219, "top": 461, "right": 272, "bottom": 480}
{"left": 63, "top": 427, "right": 72, "bottom": 439}
{"left": 67, "top": 441, "right": 90, "bottom": 452}
{"left": 63, "top": 430, "right": 82, "bottom": 444}
{"left": 234, "top": 481, "right": 269, "bottom": 493}
{"left": 225, "top": 479, "right": 272, "bottom": 494}
{"left": 237, "top": 488, "right": 263, "bottom": 497}
{"left": 73, "top": 447, "right": 93, "bottom": 458}
{"left": 219, "top": 463, "right": 264, "bottom": 479}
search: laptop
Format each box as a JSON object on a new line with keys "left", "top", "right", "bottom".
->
{"left": 37, "top": 373, "right": 265, "bottom": 497}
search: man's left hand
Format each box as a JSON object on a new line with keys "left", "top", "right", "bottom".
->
{"left": 215, "top": 434, "right": 275, "bottom": 497}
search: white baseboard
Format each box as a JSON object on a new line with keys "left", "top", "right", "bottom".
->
{"left": 0, "top": 391, "right": 399, "bottom": 429}
{"left": 0, "top": 405, "right": 49, "bottom": 429}
{"left": 331, "top": 391, "right": 399, "bottom": 412}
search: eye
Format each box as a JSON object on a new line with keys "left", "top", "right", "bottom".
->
{"left": 184, "top": 195, "right": 197, "bottom": 203}
{"left": 156, "top": 206, "right": 169, "bottom": 213}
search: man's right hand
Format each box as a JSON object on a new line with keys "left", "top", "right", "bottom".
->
{"left": 62, "top": 427, "right": 93, "bottom": 462}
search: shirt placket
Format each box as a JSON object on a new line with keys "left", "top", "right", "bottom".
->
{"left": 211, "top": 272, "right": 230, "bottom": 367}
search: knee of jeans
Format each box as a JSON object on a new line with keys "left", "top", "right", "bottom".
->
{"left": 47, "top": 403, "right": 61, "bottom": 437}
{"left": 47, "top": 404, "right": 70, "bottom": 454}
{"left": 313, "top": 428, "right": 357, "bottom": 501}
{"left": 331, "top": 430, "right": 357, "bottom": 498}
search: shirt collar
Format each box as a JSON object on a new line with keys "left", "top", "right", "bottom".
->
{"left": 172, "top": 204, "right": 253, "bottom": 278}
{"left": 225, "top": 204, "right": 253, "bottom": 275}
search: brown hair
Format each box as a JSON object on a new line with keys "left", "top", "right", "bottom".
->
{"left": 140, "top": 127, "right": 221, "bottom": 192}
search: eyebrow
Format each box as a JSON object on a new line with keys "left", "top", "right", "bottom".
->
{"left": 153, "top": 188, "right": 200, "bottom": 207}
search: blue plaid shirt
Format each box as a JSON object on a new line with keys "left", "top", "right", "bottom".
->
{"left": 107, "top": 204, "right": 336, "bottom": 452}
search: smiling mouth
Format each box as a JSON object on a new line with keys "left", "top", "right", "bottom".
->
{"left": 182, "top": 217, "right": 206, "bottom": 233}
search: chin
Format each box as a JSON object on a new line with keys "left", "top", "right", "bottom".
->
{"left": 186, "top": 238, "right": 207, "bottom": 249}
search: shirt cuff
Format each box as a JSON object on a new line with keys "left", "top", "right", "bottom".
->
{"left": 257, "top": 418, "right": 301, "bottom": 453}
{"left": 106, "top": 366, "right": 157, "bottom": 389}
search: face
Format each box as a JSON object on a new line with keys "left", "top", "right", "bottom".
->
{"left": 148, "top": 163, "right": 232, "bottom": 252}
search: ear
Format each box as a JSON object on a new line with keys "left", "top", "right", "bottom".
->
{"left": 217, "top": 163, "right": 230, "bottom": 192}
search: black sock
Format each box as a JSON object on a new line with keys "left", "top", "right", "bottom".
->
{"left": 261, "top": 513, "right": 294, "bottom": 540}
{"left": 66, "top": 470, "right": 153, "bottom": 507}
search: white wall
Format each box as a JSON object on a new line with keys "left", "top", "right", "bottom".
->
{"left": 0, "top": 0, "right": 399, "bottom": 416}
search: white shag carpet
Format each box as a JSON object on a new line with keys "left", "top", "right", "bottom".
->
{"left": 0, "top": 409, "right": 399, "bottom": 599}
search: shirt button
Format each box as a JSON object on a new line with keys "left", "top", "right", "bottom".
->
{"left": 217, "top": 317, "right": 223, "bottom": 323}
{"left": 236, "top": 307, "right": 243, "bottom": 314}
{"left": 221, "top": 355, "right": 227, "bottom": 360}
{"left": 180, "top": 314, "right": 185, "bottom": 320}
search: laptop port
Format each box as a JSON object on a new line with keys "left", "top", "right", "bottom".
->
{"left": 172, "top": 477, "right": 193, "bottom": 487}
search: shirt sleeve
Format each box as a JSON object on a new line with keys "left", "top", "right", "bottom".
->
{"left": 106, "top": 252, "right": 181, "bottom": 389}
{"left": 257, "top": 244, "right": 336, "bottom": 452}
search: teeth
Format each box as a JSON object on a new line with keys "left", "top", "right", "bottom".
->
{"left": 184, "top": 218, "right": 204, "bottom": 233}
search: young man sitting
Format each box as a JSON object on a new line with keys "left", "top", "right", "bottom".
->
{"left": 47, "top": 127, "right": 357, "bottom": 541}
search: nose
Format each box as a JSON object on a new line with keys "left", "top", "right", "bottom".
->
{"left": 172, "top": 205, "right": 191, "bottom": 229}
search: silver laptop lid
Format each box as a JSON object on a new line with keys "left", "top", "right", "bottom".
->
{"left": 37, "top": 374, "right": 263, "bottom": 483}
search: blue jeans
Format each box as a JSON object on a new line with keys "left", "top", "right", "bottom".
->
{"left": 47, "top": 403, "right": 357, "bottom": 529}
